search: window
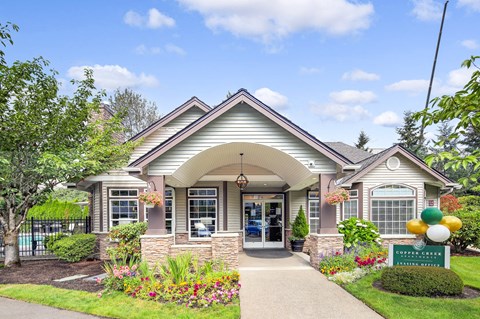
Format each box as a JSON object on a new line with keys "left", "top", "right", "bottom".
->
{"left": 308, "top": 191, "right": 319, "bottom": 233}
{"left": 370, "top": 185, "right": 415, "bottom": 235}
{"left": 144, "top": 187, "right": 175, "bottom": 234}
{"left": 188, "top": 188, "right": 217, "bottom": 239}
{"left": 109, "top": 189, "right": 139, "bottom": 227}
{"left": 342, "top": 190, "right": 358, "bottom": 220}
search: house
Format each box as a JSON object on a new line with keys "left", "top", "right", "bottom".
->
{"left": 77, "top": 89, "right": 459, "bottom": 269}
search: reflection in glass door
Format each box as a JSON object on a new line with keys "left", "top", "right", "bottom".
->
{"left": 243, "top": 194, "right": 284, "bottom": 249}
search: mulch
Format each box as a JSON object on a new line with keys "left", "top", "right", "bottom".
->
{"left": 0, "top": 259, "right": 104, "bottom": 292}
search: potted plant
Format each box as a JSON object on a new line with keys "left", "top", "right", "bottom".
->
{"left": 289, "top": 205, "right": 309, "bottom": 252}
{"left": 138, "top": 191, "right": 163, "bottom": 208}
{"left": 325, "top": 188, "right": 350, "bottom": 205}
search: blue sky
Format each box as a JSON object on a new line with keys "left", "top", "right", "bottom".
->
{"left": 1, "top": 0, "right": 479, "bottom": 147}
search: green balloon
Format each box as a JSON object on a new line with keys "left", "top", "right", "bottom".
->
{"left": 421, "top": 207, "right": 443, "bottom": 225}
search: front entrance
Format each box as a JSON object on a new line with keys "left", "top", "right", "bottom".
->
{"left": 243, "top": 194, "right": 284, "bottom": 248}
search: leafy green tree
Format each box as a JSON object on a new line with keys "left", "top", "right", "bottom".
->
{"left": 0, "top": 23, "right": 136, "bottom": 267}
{"left": 415, "top": 56, "right": 480, "bottom": 187}
{"left": 108, "top": 88, "right": 160, "bottom": 140}
{"left": 396, "top": 110, "right": 427, "bottom": 157}
{"left": 354, "top": 130, "right": 371, "bottom": 152}
{"left": 48, "top": 188, "right": 89, "bottom": 203}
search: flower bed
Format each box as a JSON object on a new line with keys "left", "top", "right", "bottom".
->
{"left": 319, "top": 244, "right": 388, "bottom": 285}
{"left": 99, "top": 254, "right": 240, "bottom": 308}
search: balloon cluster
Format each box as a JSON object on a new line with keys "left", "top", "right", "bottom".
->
{"left": 406, "top": 207, "right": 462, "bottom": 242}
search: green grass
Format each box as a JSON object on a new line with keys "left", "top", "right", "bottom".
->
{"left": 0, "top": 284, "right": 240, "bottom": 319}
{"left": 345, "top": 257, "right": 480, "bottom": 319}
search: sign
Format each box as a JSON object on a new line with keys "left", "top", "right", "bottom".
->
{"left": 388, "top": 244, "right": 450, "bottom": 269}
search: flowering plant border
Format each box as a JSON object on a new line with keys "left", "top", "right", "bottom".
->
{"left": 139, "top": 191, "right": 163, "bottom": 207}
{"left": 325, "top": 188, "right": 350, "bottom": 205}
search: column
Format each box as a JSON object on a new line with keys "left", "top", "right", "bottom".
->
{"left": 146, "top": 175, "right": 167, "bottom": 235}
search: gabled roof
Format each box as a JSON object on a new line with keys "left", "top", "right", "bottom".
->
{"left": 337, "top": 144, "right": 456, "bottom": 186}
{"left": 324, "top": 142, "right": 372, "bottom": 163}
{"left": 129, "top": 96, "right": 211, "bottom": 142}
{"left": 129, "top": 89, "right": 352, "bottom": 169}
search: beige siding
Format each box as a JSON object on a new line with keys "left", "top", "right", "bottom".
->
{"left": 149, "top": 104, "right": 336, "bottom": 175}
{"left": 129, "top": 107, "right": 206, "bottom": 164}
{"left": 359, "top": 154, "right": 440, "bottom": 221}
{"left": 289, "top": 190, "right": 307, "bottom": 223}
{"left": 425, "top": 184, "right": 440, "bottom": 208}
{"left": 227, "top": 182, "right": 241, "bottom": 231}
{"left": 93, "top": 183, "right": 101, "bottom": 232}
{"left": 175, "top": 188, "right": 187, "bottom": 232}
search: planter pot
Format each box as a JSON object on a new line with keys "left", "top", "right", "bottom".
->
{"left": 291, "top": 239, "right": 305, "bottom": 252}
{"left": 145, "top": 203, "right": 155, "bottom": 209}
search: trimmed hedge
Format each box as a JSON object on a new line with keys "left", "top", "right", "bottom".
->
{"left": 381, "top": 266, "right": 463, "bottom": 297}
{"left": 44, "top": 233, "right": 68, "bottom": 250}
{"left": 28, "top": 199, "right": 88, "bottom": 219}
{"left": 50, "top": 234, "right": 96, "bottom": 262}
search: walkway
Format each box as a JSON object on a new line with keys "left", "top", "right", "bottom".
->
{"left": 0, "top": 297, "right": 101, "bottom": 319}
{"left": 239, "top": 249, "right": 383, "bottom": 319}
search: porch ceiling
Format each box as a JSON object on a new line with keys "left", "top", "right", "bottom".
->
{"left": 166, "top": 142, "right": 317, "bottom": 190}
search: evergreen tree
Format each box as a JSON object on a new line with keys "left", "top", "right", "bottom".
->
{"left": 396, "top": 111, "right": 427, "bottom": 157}
{"left": 108, "top": 88, "right": 160, "bottom": 140}
{"left": 354, "top": 130, "right": 371, "bottom": 152}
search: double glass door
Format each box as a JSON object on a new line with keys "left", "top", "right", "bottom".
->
{"left": 243, "top": 194, "right": 284, "bottom": 248}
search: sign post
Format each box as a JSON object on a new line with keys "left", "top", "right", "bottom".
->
{"left": 388, "top": 244, "right": 450, "bottom": 268}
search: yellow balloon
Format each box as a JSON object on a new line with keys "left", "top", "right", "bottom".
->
{"left": 406, "top": 219, "right": 429, "bottom": 235}
{"left": 440, "top": 216, "right": 462, "bottom": 232}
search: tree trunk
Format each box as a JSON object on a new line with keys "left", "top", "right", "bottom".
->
{"left": 3, "top": 231, "right": 21, "bottom": 267}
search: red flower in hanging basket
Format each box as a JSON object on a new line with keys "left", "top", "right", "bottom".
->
{"left": 324, "top": 188, "right": 350, "bottom": 205}
{"left": 139, "top": 191, "right": 163, "bottom": 207}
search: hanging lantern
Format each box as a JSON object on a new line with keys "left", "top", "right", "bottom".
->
{"left": 235, "top": 153, "right": 249, "bottom": 190}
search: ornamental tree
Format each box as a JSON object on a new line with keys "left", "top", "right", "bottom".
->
{"left": 0, "top": 23, "right": 136, "bottom": 267}
{"left": 415, "top": 56, "right": 480, "bottom": 187}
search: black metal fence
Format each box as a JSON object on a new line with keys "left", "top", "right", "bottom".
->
{"left": 0, "top": 216, "right": 91, "bottom": 258}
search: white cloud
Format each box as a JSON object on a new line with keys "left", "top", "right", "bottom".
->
{"left": 329, "top": 90, "right": 377, "bottom": 104}
{"left": 461, "top": 39, "right": 479, "bottom": 49}
{"left": 385, "top": 79, "right": 429, "bottom": 94}
{"left": 447, "top": 67, "right": 475, "bottom": 87}
{"left": 165, "top": 43, "right": 187, "bottom": 56}
{"left": 299, "top": 66, "right": 321, "bottom": 75}
{"left": 67, "top": 65, "right": 159, "bottom": 91}
{"left": 373, "top": 111, "right": 402, "bottom": 127}
{"left": 411, "top": 0, "right": 443, "bottom": 21}
{"left": 310, "top": 103, "right": 370, "bottom": 122}
{"left": 342, "top": 69, "right": 380, "bottom": 81}
{"left": 458, "top": 0, "right": 480, "bottom": 12}
{"left": 254, "top": 87, "right": 288, "bottom": 110}
{"left": 124, "top": 8, "right": 175, "bottom": 29}
{"left": 177, "top": 0, "right": 374, "bottom": 43}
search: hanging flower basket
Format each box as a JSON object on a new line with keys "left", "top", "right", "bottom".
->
{"left": 325, "top": 188, "right": 350, "bottom": 205}
{"left": 139, "top": 191, "right": 163, "bottom": 208}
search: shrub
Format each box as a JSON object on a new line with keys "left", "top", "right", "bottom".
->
{"left": 107, "top": 222, "right": 148, "bottom": 260}
{"left": 44, "top": 232, "right": 68, "bottom": 250}
{"left": 50, "top": 234, "right": 96, "bottom": 262}
{"left": 290, "top": 205, "right": 309, "bottom": 240}
{"left": 447, "top": 208, "right": 480, "bottom": 252}
{"left": 338, "top": 217, "right": 381, "bottom": 249}
{"left": 381, "top": 266, "right": 464, "bottom": 297}
{"left": 458, "top": 195, "right": 480, "bottom": 209}
{"left": 28, "top": 199, "right": 88, "bottom": 219}
{"left": 440, "top": 194, "right": 462, "bottom": 213}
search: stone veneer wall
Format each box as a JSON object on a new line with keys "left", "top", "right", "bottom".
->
{"left": 309, "top": 234, "right": 344, "bottom": 270}
{"left": 212, "top": 233, "right": 239, "bottom": 269}
{"left": 93, "top": 232, "right": 118, "bottom": 260}
{"left": 381, "top": 237, "right": 416, "bottom": 247}
{"left": 141, "top": 234, "right": 174, "bottom": 268}
{"left": 141, "top": 233, "right": 239, "bottom": 270}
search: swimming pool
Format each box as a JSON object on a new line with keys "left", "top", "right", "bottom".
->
{"left": 18, "top": 234, "right": 44, "bottom": 246}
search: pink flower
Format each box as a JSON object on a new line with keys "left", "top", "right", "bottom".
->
{"left": 149, "top": 291, "right": 157, "bottom": 297}
{"left": 97, "top": 292, "right": 102, "bottom": 298}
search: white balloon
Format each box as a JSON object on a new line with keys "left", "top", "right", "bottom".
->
{"left": 426, "top": 224, "right": 451, "bottom": 242}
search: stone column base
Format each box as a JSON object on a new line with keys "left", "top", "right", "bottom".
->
{"left": 140, "top": 234, "right": 174, "bottom": 268}
{"left": 212, "top": 233, "right": 239, "bottom": 270}
{"left": 93, "top": 232, "right": 117, "bottom": 260}
{"left": 309, "top": 233, "right": 344, "bottom": 270}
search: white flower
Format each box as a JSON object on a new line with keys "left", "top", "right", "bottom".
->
{"left": 356, "top": 223, "right": 363, "bottom": 227}
{"left": 338, "top": 224, "right": 345, "bottom": 228}
{"left": 362, "top": 224, "right": 368, "bottom": 228}
{"left": 370, "top": 230, "right": 378, "bottom": 234}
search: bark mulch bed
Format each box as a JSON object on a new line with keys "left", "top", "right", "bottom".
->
{"left": 0, "top": 259, "right": 104, "bottom": 292}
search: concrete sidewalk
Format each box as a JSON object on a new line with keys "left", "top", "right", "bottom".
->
{"left": 239, "top": 250, "right": 383, "bottom": 319}
{"left": 0, "top": 297, "right": 101, "bottom": 319}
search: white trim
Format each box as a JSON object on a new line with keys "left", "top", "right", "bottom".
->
{"left": 386, "top": 156, "right": 401, "bottom": 170}
{"left": 140, "top": 234, "right": 174, "bottom": 239}
{"left": 211, "top": 233, "right": 239, "bottom": 238}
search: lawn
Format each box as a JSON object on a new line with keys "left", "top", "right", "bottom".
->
{"left": 0, "top": 284, "right": 240, "bottom": 319}
{"left": 344, "top": 256, "right": 480, "bottom": 319}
